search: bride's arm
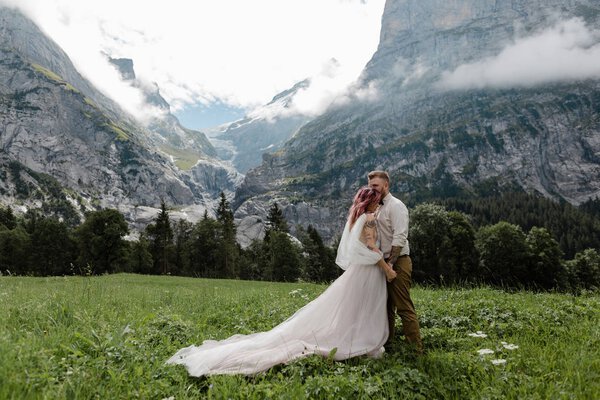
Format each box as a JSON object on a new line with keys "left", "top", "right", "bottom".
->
{"left": 362, "top": 216, "right": 397, "bottom": 281}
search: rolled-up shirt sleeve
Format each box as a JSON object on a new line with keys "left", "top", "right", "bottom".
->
{"left": 390, "top": 202, "right": 409, "bottom": 249}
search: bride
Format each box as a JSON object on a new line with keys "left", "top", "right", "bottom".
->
{"left": 166, "top": 187, "right": 397, "bottom": 376}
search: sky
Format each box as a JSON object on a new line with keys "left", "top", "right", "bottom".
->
{"left": 2, "top": 0, "right": 386, "bottom": 129}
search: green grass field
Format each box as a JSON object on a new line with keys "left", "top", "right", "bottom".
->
{"left": 1, "top": 274, "right": 598, "bottom": 399}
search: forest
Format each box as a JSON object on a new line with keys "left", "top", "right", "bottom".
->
{"left": 1, "top": 192, "right": 599, "bottom": 292}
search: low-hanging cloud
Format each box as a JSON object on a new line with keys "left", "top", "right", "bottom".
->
{"left": 438, "top": 18, "right": 600, "bottom": 90}
{"left": 1, "top": 0, "right": 385, "bottom": 124}
{"left": 247, "top": 59, "right": 381, "bottom": 122}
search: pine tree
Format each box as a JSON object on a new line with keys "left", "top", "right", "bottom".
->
{"left": 475, "top": 222, "right": 530, "bottom": 287}
{"left": 76, "top": 209, "right": 129, "bottom": 274}
{"left": 128, "top": 234, "right": 153, "bottom": 274}
{"left": 146, "top": 200, "right": 174, "bottom": 275}
{"left": 239, "top": 239, "right": 268, "bottom": 281}
{"left": 216, "top": 192, "right": 238, "bottom": 278}
{"left": 0, "top": 205, "right": 16, "bottom": 230}
{"left": 173, "top": 219, "right": 194, "bottom": 275}
{"left": 526, "top": 227, "right": 566, "bottom": 289}
{"left": 190, "top": 214, "right": 220, "bottom": 278}
{"left": 266, "top": 203, "right": 289, "bottom": 235}
{"left": 299, "top": 225, "right": 339, "bottom": 282}
{"left": 267, "top": 230, "right": 302, "bottom": 282}
{"left": 28, "top": 217, "right": 76, "bottom": 276}
{"left": 0, "top": 226, "right": 30, "bottom": 274}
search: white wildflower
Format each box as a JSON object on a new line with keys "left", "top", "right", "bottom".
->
{"left": 503, "top": 343, "right": 519, "bottom": 350}
{"left": 477, "top": 348, "right": 495, "bottom": 355}
{"left": 468, "top": 331, "right": 488, "bottom": 338}
{"left": 491, "top": 359, "right": 507, "bottom": 365}
{"left": 122, "top": 324, "right": 134, "bottom": 335}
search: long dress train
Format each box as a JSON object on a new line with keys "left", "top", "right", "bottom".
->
{"left": 166, "top": 213, "right": 387, "bottom": 376}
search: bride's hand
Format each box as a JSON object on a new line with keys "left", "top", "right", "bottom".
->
{"left": 386, "top": 265, "right": 397, "bottom": 282}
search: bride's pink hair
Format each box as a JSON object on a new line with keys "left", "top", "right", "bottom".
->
{"left": 348, "top": 187, "right": 382, "bottom": 228}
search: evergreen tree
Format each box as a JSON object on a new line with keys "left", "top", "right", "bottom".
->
{"left": 28, "top": 217, "right": 76, "bottom": 276}
{"left": 0, "top": 225, "right": 30, "bottom": 274}
{"left": 0, "top": 205, "right": 16, "bottom": 230}
{"left": 446, "top": 211, "right": 479, "bottom": 283}
{"left": 475, "top": 222, "right": 530, "bottom": 287}
{"left": 215, "top": 192, "right": 238, "bottom": 278}
{"left": 441, "top": 193, "right": 600, "bottom": 258}
{"left": 266, "top": 203, "right": 289, "bottom": 234}
{"left": 146, "top": 200, "right": 174, "bottom": 275}
{"left": 579, "top": 196, "right": 600, "bottom": 219}
{"left": 410, "top": 203, "right": 452, "bottom": 283}
{"left": 299, "top": 225, "right": 338, "bottom": 282}
{"left": 190, "top": 211, "right": 220, "bottom": 278}
{"left": 526, "top": 227, "right": 566, "bottom": 289}
{"left": 76, "top": 209, "right": 129, "bottom": 274}
{"left": 173, "top": 219, "right": 194, "bottom": 275}
{"left": 128, "top": 234, "right": 153, "bottom": 274}
{"left": 239, "top": 239, "right": 268, "bottom": 281}
{"left": 267, "top": 230, "right": 302, "bottom": 282}
{"left": 567, "top": 248, "right": 600, "bottom": 291}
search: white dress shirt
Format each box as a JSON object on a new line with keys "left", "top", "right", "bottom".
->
{"left": 376, "top": 192, "right": 410, "bottom": 258}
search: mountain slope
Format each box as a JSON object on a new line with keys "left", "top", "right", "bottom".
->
{"left": 0, "top": 7, "right": 240, "bottom": 224}
{"left": 108, "top": 57, "right": 217, "bottom": 166}
{"left": 235, "top": 0, "right": 600, "bottom": 241}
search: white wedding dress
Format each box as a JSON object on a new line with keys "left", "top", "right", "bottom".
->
{"left": 166, "top": 213, "right": 388, "bottom": 376}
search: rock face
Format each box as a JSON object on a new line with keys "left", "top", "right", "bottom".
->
{"left": 108, "top": 57, "right": 217, "bottom": 162}
{"left": 0, "top": 7, "right": 240, "bottom": 225}
{"left": 235, "top": 0, "right": 600, "bottom": 242}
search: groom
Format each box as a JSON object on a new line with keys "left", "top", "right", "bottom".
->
{"left": 368, "top": 170, "right": 423, "bottom": 354}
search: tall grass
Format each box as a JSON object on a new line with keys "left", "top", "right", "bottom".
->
{"left": 1, "top": 274, "right": 598, "bottom": 399}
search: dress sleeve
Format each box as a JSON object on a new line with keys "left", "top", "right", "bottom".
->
{"left": 336, "top": 214, "right": 383, "bottom": 270}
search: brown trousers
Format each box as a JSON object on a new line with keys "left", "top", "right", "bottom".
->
{"left": 386, "top": 255, "right": 423, "bottom": 351}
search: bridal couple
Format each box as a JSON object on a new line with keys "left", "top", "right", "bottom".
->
{"left": 167, "top": 171, "right": 423, "bottom": 376}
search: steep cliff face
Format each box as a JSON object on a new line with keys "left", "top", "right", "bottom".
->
{"left": 0, "top": 7, "right": 240, "bottom": 224}
{"left": 108, "top": 57, "right": 217, "bottom": 164}
{"left": 235, "top": 0, "right": 600, "bottom": 242}
{"left": 0, "top": 48, "right": 195, "bottom": 210}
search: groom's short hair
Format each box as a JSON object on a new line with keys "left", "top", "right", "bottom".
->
{"left": 368, "top": 170, "right": 390, "bottom": 183}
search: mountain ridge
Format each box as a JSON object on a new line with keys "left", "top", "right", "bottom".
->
{"left": 0, "top": 6, "right": 241, "bottom": 228}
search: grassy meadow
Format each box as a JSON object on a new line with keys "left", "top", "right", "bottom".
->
{"left": 0, "top": 273, "right": 599, "bottom": 399}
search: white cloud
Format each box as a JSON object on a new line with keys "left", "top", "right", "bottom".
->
{"left": 2, "top": 0, "right": 385, "bottom": 121}
{"left": 438, "top": 18, "right": 600, "bottom": 90}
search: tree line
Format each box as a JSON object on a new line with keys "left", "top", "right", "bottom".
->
{"left": 0, "top": 193, "right": 599, "bottom": 292}
{"left": 0, "top": 194, "right": 338, "bottom": 283}
{"left": 439, "top": 193, "right": 600, "bottom": 259}
{"left": 409, "top": 203, "right": 599, "bottom": 292}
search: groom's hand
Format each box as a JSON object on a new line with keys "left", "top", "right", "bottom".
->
{"left": 388, "top": 246, "right": 402, "bottom": 266}
{"left": 386, "top": 263, "right": 397, "bottom": 282}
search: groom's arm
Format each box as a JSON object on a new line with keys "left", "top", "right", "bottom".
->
{"left": 387, "top": 246, "right": 403, "bottom": 266}
{"left": 387, "top": 203, "right": 409, "bottom": 265}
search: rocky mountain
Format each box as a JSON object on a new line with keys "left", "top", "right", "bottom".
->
{"left": 235, "top": 0, "right": 600, "bottom": 243}
{"left": 108, "top": 57, "right": 217, "bottom": 165}
{"left": 212, "top": 79, "right": 312, "bottom": 173}
{"left": 0, "top": 7, "right": 240, "bottom": 227}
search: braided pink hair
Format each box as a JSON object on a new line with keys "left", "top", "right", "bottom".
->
{"left": 348, "top": 187, "right": 382, "bottom": 228}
